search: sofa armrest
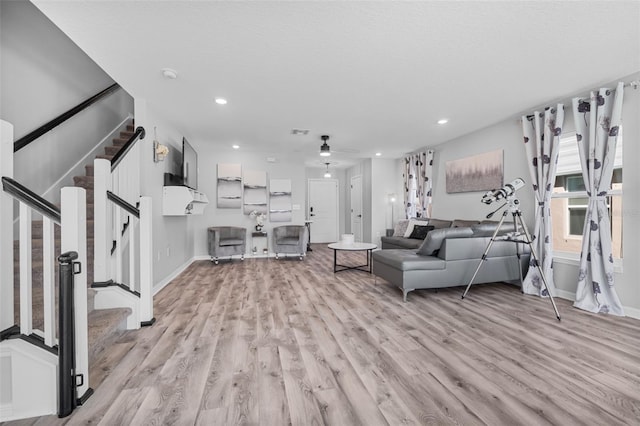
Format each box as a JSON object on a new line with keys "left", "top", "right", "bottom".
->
{"left": 416, "top": 227, "right": 474, "bottom": 256}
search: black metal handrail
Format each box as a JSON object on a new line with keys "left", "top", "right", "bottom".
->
{"left": 1, "top": 176, "right": 61, "bottom": 223}
{"left": 14, "top": 83, "right": 121, "bottom": 152}
{"left": 107, "top": 190, "right": 140, "bottom": 218}
{"left": 110, "top": 126, "right": 145, "bottom": 171}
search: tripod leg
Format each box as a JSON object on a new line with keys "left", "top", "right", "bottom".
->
{"left": 515, "top": 212, "right": 561, "bottom": 321}
{"left": 462, "top": 211, "right": 508, "bottom": 299}
{"left": 512, "top": 212, "right": 524, "bottom": 293}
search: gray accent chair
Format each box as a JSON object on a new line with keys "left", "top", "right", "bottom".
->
{"left": 273, "top": 225, "right": 307, "bottom": 260}
{"left": 207, "top": 226, "right": 247, "bottom": 264}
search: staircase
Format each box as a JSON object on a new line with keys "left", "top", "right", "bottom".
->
{"left": 11, "top": 122, "right": 136, "bottom": 388}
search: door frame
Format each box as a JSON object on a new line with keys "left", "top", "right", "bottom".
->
{"left": 307, "top": 178, "right": 339, "bottom": 243}
{"left": 350, "top": 175, "right": 363, "bottom": 243}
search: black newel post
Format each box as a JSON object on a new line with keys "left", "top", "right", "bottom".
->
{"left": 57, "top": 251, "right": 80, "bottom": 418}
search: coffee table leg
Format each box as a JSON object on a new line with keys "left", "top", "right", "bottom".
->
{"left": 333, "top": 249, "right": 337, "bottom": 273}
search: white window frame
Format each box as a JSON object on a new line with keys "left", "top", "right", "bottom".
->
{"left": 551, "top": 132, "right": 623, "bottom": 271}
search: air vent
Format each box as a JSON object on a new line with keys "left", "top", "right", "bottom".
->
{"left": 291, "top": 129, "right": 310, "bottom": 135}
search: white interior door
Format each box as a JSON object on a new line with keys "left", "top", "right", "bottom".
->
{"left": 308, "top": 179, "right": 339, "bottom": 243}
{"left": 350, "top": 175, "right": 363, "bottom": 242}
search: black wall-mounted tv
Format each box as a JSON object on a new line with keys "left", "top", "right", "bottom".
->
{"left": 181, "top": 137, "right": 198, "bottom": 190}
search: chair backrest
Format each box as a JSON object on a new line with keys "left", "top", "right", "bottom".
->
{"left": 274, "top": 225, "right": 304, "bottom": 240}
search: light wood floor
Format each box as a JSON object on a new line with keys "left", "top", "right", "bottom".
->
{"left": 11, "top": 244, "right": 640, "bottom": 425}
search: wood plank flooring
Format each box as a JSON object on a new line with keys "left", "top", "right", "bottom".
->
{"left": 10, "top": 244, "right": 640, "bottom": 425}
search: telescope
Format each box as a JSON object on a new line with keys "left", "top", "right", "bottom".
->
{"left": 481, "top": 178, "right": 525, "bottom": 204}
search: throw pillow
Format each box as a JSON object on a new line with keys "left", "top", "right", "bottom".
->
{"left": 403, "top": 218, "right": 429, "bottom": 238}
{"left": 408, "top": 225, "right": 435, "bottom": 240}
{"left": 392, "top": 219, "right": 410, "bottom": 237}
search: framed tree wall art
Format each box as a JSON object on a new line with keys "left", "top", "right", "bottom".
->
{"left": 217, "top": 163, "right": 242, "bottom": 208}
{"left": 445, "top": 149, "right": 503, "bottom": 193}
{"left": 269, "top": 179, "right": 292, "bottom": 222}
{"left": 243, "top": 170, "right": 268, "bottom": 215}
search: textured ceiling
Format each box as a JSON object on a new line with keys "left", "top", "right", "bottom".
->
{"left": 32, "top": 1, "right": 640, "bottom": 168}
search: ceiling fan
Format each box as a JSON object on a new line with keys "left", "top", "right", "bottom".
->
{"left": 317, "top": 134, "right": 359, "bottom": 156}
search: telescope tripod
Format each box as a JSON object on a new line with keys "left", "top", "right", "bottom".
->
{"left": 461, "top": 196, "right": 561, "bottom": 321}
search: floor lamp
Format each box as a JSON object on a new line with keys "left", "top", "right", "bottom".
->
{"left": 387, "top": 193, "right": 396, "bottom": 236}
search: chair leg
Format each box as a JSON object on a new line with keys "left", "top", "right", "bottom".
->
{"left": 241, "top": 255, "right": 244, "bottom": 261}
{"left": 214, "top": 257, "right": 219, "bottom": 265}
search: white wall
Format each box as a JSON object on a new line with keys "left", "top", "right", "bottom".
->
{"left": 190, "top": 149, "right": 308, "bottom": 257}
{"left": 135, "top": 104, "right": 195, "bottom": 283}
{"left": 1, "top": 1, "right": 133, "bottom": 201}
{"left": 371, "top": 158, "right": 399, "bottom": 246}
{"left": 427, "top": 72, "right": 640, "bottom": 316}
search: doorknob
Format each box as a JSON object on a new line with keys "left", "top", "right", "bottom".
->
{"left": 357, "top": 214, "right": 362, "bottom": 218}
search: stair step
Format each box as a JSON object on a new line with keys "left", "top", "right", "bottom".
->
{"left": 85, "top": 164, "right": 94, "bottom": 176}
{"left": 126, "top": 123, "right": 135, "bottom": 132}
{"left": 104, "top": 145, "right": 121, "bottom": 156}
{"left": 87, "top": 307, "right": 131, "bottom": 368}
{"left": 112, "top": 137, "right": 128, "bottom": 146}
{"left": 119, "top": 130, "right": 134, "bottom": 139}
{"left": 73, "top": 175, "right": 94, "bottom": 190}
{"left": 96, "top": 154, "right": 114, "bottom": 161}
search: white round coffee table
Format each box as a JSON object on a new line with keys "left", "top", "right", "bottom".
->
{"left": 327, "top": 242, "right": 377, "bottom": 273}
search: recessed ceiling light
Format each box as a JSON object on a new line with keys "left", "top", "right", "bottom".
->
{"left": 437, "top": 118, "right": 449, "bottom": 125}
{"left": 232, "top": 144, "right": 240, "bottom": 149}
{"left": 375, "top": 152, "right": 382, "bottom": 157}
{"left": 161, "top": 68, "right": 178, "bottom": 79}
{"left": 215, "top": 98, "right": 228, "bottom": 105}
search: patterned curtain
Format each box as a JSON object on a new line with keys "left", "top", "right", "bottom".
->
{"left": 403, "top": 151, "right": 434, "bottom": 219}
{"left": 402, "top": 155, "right": 415, "bottom": 219}
{"left": 521, "top": 105, "right": 564, "bottom": 296}
{"left": 571, "top": 83, "right": 624, "bottom": 316}
{"left": 422, "top": 150, "right": 435, "bottom": 218}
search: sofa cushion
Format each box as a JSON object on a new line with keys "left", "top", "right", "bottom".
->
{"left": 426, "top": 218, "right": 453, "bottom": 229}
{"left": 416, "top": 226, "right": 474, "bottom": 256}
{"left": 372, "top": 249, "right": 446, "bottom": 271}
{"left": 471, "top": 222, "right": 512, "bottom": 237}
{"left": 408, "top": 225, "right": 435, "bottom": 240}
{"left": 451, "top": 219, "right": 481, "bottom": 228}
{"left": 392, "top": 219, "right": 411, "bottom": 237}
{"left": 381, "top": 236, "right": 423, "bottom": 249}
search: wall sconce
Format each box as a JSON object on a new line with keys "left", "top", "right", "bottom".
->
{"left": 154, "top": 140, "right": 169, "bottom": 162}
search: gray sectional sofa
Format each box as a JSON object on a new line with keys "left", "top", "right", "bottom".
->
{"left": 373, "top": 222, "right": 530, "bottom": 301}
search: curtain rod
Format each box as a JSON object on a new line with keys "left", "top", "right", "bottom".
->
{"left": 524, "top": 79, "right": 639, "bottom": 121}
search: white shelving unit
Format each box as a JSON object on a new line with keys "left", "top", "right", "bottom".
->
{"left": 162, "top": 186, "right": 209, "bottom": 216}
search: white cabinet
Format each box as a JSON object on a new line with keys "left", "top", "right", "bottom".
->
{"left": 162, "top": 186, "right": 209, "bottom": 216}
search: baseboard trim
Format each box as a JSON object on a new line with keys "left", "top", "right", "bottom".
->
{"left": 152, "top": 257, "right": 197, "bottom": 295}
{"left": 552, "top": 289, "right": 640, "bottom": 320}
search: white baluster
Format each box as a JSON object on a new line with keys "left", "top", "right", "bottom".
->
{"left": 42, "top": 217, "right": 55, "bottom": 346}
{"left": 19, "top": 203, "right": 32, "bottom": 335}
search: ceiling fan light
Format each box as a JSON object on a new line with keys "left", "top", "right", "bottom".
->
{"left": 320, "top": 142, "right": 331, "bottom": 156}
{"left": 324, "top": 171, "right": 331, "bottom": 178}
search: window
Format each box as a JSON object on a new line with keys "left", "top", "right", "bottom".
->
{"left": 550, "top": 132, "right": 623, "bottom": 259}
